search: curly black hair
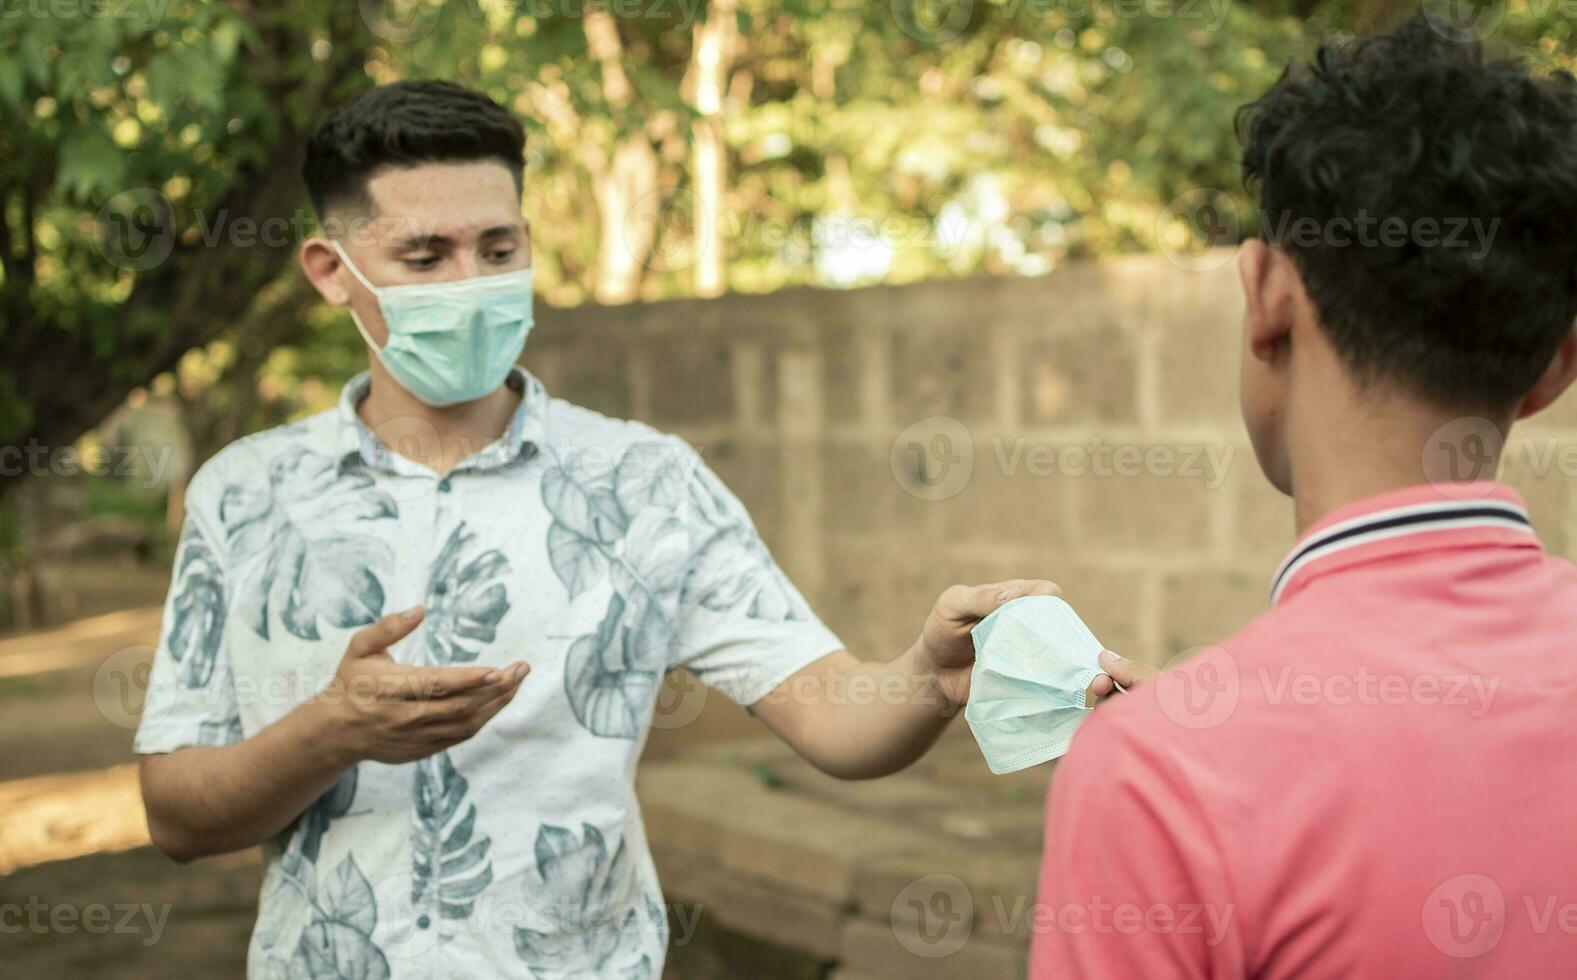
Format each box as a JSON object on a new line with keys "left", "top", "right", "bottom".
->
{"left": 303, "top": 80, "right": 526, "bottom": 219}
{"left": 1237, "top": 14, "right": 1577, "bottom": 411}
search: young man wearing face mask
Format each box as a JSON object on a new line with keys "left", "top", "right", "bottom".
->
{"left": 131, "top": 80, "right": 1061, "bottom": 979}
{"left": 1032, "top": 16, "right": 1577, "bottom": 978}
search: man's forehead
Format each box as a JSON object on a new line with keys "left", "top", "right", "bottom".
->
{"left": 357, "top": 161, "right": 523, "bottom": 242}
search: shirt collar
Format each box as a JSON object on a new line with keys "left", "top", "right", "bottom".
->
{"left": 1270, "top": 482, "right": 1540, "bottom": 607}
{"left": 335, "top": 366, "right": 546, "bottom": 474}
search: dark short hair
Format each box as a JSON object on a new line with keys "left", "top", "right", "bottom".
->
{"left": 302, "top": 79, "right": 526, "bottom": 219}
{"left": 1237, "top": 14, "right": 1577, "bottom": 411}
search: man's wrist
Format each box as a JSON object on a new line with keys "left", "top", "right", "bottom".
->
{"left": 907, "top": 637, "right": 961, "bottom": 715}
{"left": 294, "top": 694, "right": 363, "bottom": 772}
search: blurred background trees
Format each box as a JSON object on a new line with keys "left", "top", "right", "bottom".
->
{"left": 1, "top": 0, "right": 1573, "bottom": 625}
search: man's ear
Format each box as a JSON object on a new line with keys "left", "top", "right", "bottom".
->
{"left": 1238, "top": 239, "right": 1294, "bottom": 363}
{"left": 1516, "top": 328, "right": 1577, "bottom": 420}
{"left": 300, "top": 235, "right": 351, "bottom": 307}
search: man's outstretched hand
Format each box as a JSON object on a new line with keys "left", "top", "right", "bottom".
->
{"left": 313, "top": 605, "right": 529, "bottom": 764}
{"left": 1088, "top": 649, "right": 1161, "bottom": 699}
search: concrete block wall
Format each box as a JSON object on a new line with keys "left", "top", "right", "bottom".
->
{"left": 525, "top": 252, "right": 1577, "bottom": 682}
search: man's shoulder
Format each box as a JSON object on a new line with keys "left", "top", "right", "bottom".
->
{"left": 183, "top": 408, "right": 342, "bottom": 504}
{"left": 1073, "top": 607, "right": 1309, "bottom": 761}
{"left": 538, "top": 394, "right": 700, "bottom": 471}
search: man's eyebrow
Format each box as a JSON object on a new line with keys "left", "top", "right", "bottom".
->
{"left": 388, "top": 232, "right": 455, "bottom": 251}
{"left": 387, "top": 225, "right": 523, "bottom": 250}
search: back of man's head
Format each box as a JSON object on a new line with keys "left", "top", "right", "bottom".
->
{"left": 1237, "top": 14, "right": 1577, "bottom": 415}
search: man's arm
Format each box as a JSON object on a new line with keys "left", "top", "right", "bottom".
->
{"left": 139, "top": 607, "right": 527, "bottom": 862}
{"left": 749, "top": 579, "right": 1060, "bottom": 780}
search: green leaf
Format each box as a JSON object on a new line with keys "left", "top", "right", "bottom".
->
{"left": 55, "top": 127, "right": 127, "bottom": 201}
{"left": 0, "top": 58, "right": 24, "bottom": 106}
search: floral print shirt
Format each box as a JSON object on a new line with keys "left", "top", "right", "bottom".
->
{"left": 134, "top": 368, "right": 844, "bottom": 979}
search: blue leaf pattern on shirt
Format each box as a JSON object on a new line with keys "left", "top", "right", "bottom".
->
{"left": 219, "top": 446, "right": 396, "bottom": 641}
{"left": 256, "top": 771, "right": 386, "bottom": 980}
{"left": 542, "top": 447, "right": 691, "bottom": 739}
{"left": 424, "top": 522, "right": 511, "bottom": 664}
{"left": 167, "top": 523, "right": 227, "bottom": 688}
{"left": 409, "top": 522, "right": 502, "bottom": 936}
{"left": 512, "top": 822, "right": 664, "bottom": 979}
{"left": 297, "top": 856, "right": 389, "bottom": 980}
{"left": 412, "top": 751, "right": 495, "bottom": 935}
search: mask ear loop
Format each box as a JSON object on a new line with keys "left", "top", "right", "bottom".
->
{"left": 331, "top": 240, "right": 382, "bottom": 295}
{"left": 331, "top": 240, "right": 389, "bottom": 354}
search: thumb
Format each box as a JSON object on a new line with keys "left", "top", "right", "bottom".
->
{"left": 1098, "top": 649, "right": 1161, "bottom": 689}
{"left": 346, "top": 605, "right": 425, "bottom": 659}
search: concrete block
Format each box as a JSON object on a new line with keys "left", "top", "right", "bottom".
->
{"left": 837, "top": 915, "right": 1027, "bottom": 980}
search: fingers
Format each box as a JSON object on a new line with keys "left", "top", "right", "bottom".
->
{"left": 414, "top": 664, "right": 530, "bottom": 722}
{"left": 390, "top": 661, "right": 529, "bottom": 700}
{"left": 423, "top": 684, "right": 520, "bottom": 741}
{"left": 1088, "top": 673, "right": 1116, "bottom": 699}
{"left": 346, "top": 606, "right": 426, "bottom": 658}
{"left": 946, "top": 579, "right": 1062, "bottom": 621}
{"left": 1098, "top": 649, "right": 1161, "bottom": 688}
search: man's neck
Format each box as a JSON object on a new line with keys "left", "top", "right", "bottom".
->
{"left": 356, "top": 362, "right": 522, "bottom": 477}
{"left": 1288, "top": 384, "right": 1514, "bottom": 535}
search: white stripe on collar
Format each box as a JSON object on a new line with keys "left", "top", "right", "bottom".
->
{"left": 1269, "top": 498, "right": 1533, "bottom": 606}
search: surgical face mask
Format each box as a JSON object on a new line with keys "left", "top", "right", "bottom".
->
{"left": 333, "top": 241, "right": 535, "bottom": 407}
{"left": 965, "top": 595, "right": 1109, "bottom": 774}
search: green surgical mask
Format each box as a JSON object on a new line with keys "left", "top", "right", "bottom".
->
{"left": 335, "top": 241, "right": 535, "bottom": 407}
{"left": 965, "top": 595, "right": 1109, "bottom": 774}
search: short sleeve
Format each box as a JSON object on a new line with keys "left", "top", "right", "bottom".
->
{"left": 671, "top": 453, "right": 844, "bottom": 706}
{"left": 133, "top": 483, "right": 242, "bottom": 754}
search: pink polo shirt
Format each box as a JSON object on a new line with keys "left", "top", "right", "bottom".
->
{"left": 1031, "top": 483, "right": 1577, "bottom": 978}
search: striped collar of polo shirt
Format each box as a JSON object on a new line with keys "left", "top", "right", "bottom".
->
{"left": 1270, "top": 482, "right": 1541, "bottom": 607}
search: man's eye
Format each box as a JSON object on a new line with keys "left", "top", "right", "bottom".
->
{"left": 485, "top": 248, "right": 516, "bottom": 263}
{"left": 403, "top": 256, "right": 440, "bottom": 271}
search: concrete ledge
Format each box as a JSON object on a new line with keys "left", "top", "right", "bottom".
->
{"left": 638, "top": 729, "right": 1052, "bottom": 979}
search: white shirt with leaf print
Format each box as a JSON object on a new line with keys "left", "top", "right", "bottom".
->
{"left": 134, "top": 368, "right": 845, "bottom": 980}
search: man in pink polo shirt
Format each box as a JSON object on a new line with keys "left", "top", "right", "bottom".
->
{"left": 1031, "top": 15, "right": 1577, "bottom": 978}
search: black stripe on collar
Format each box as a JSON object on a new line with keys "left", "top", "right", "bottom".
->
{"left": 1270, "top": 501, "right": 1532, "bottom": 605}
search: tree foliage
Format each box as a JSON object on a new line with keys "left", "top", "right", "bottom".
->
{"left": 3, "top": 0, "right": 1573, "bottom": 496}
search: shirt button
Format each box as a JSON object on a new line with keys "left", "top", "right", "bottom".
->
{"left": 434, "top": 581, "right": 449, "bottom": 596}
{"left": 437, "top": 478, "right": 452, "bottom": 493}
